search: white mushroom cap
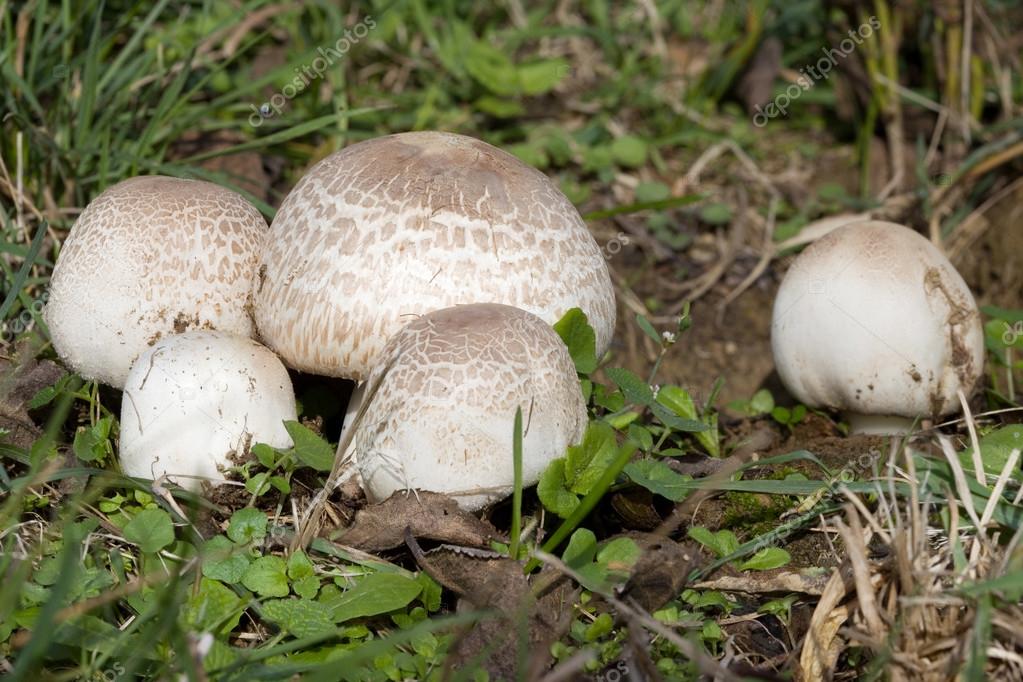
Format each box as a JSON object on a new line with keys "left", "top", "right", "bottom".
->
{"left": 119, "top": 330, "right": 296, "bottom": 491}
{"left": 355, "top": 303, "right": 587, "bottom": 511}
{"left": 771, "top": 221, "right": 984, "bottom": 434}
{"left": 44, "top": 176, "right": 268, "bottom": 388}
{"left": 253, "top": 131, "right": 615, "bottom": 381}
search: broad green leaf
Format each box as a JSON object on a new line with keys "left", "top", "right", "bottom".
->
{"left": 648, "top": 401, "right": 711, "bottom": 432}
{"left": 700, "top": 203, "right": 732, "bottom": 225}
{"left": 687, "top": 527, "right": 739, "bottom": 559}
{"left": 596, "top": 537, "right": 640, "bottom": 582}
{"left": 202, "top": 535, "right": 251, "bottom": 584}
{"left": 242, "top": 556, "right": 289, "bottom": 598}
{"left": 959, "top": 425, "right": 1023, "bottom": 477}
{"left": 610, "top": 135, "right": 648, "bottom": 168}
{"left": 750, "top": 389, "right": 775, "bottom": 415}
{"left": 537, "top": 459, "right": 579, "bottom": 519}
{"left": 562, "top": 528, "right": 598, "bottom": 570}
{"left": 183, "top": 578, "right": 244, "bottom": 635}
{"left": 293, "top": 575, "right": 321, "bottom": 600}
{"left": 625, "top": 459, "right": 692, "bottom": 502}
{"left": 553, "top": 308, "right": 598, "bottom": 374}
{"left": 287, "top": 550, "right": 315, "bottom": 580}
{"left": 285, "top": 421, "right": 335, "bottom": 472}
{"left": 517, "top": 59, "right": 567, "bottom": 95}
{"left": 464, "top": 40, "right": 519, "bottom": 96}
{"left": 261, "top": 598, "right": 336, "bottom": 638}
{"left": 72, "top": 417, "right": 113, "bottom": 462}
{"left": 737, "top": 547, "right": 791, "bottom": 571}
{"left": 123, "top": 508, "right": 174, "bottom": 554}
{"left": 326, "top": 573, "right": 422, "bottom": 623}
{"left": 566, "top": 421, "right": 620, "bottom": 495}
{"left": 604, "top": 367, "right": 654, "bottom": 406}
{"left": 252, "top": 443, "right": 277, "bottom": 468}
{"left": 227, "top": 508, "right": 268, "bottom": 545}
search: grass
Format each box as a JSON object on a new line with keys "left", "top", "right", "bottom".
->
{"left": 2, "top": 0, "right": 1023, "bottom": 679}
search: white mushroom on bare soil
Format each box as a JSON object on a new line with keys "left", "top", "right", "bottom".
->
{"left": 354, "top": 303, "right": 587, "bottom": 511}
{"left": 44, "top": 176, "right": 268, "bottom": 388}
{"left": 253, "top": 130, "right": 616, "bottom": 383}
{"left": 119, "top": 330, "right": 296, "bottom": 492}
{"left": 771, "top": 221, "right": 984, "bottom": 435}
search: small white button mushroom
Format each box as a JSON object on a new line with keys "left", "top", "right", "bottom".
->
{"left": 354, "top": 303, "right": 587, "bottom": 511}
{"left": 119, "top": 330, "right": 296, "bottom": 491}
{"left": 44, "top": 176, "right": 268, "bottom": 388}
{"left": 253, "top": 131, "right": 616, "bottom": 382}
{"left": 771, "top": 221, "right": 984, "bottom": 435}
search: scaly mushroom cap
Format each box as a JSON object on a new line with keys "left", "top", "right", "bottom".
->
{"left": 119, "top": 330, "right": 296, "bottom": 492}
{"left": 355, "top": 303, "right": 587, "bottom": 511}
{"left": 253, "top": 131, "right": 615, "bottom": 380}
{"left": 771, "top": 221, "right": 984, "bottom": 422}
{"left": 44, "top": 176, "right": 267, "bottom": 388}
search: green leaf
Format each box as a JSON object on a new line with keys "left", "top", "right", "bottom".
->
{"left": 464, "top": 40, "right": 519, "bottom": 96}
{"left": 293, "top": 575, "right": 321, "bottom": 600}
{"left": 72, "top": 417, "right": 114, "bottom": 462}
{"left": 537, "top": 459, "right": 579, "bottom": 519}
{"left": 242, "top": 556, "right": 290, "bottom": 598}
{"left": 565, "top": 421, "right": 619, "bottom": 495}
{"left": 227, "top": 508, "right": 268, "bottom": 545}
{"left": 657, "top": 385, "right": 697, "bottom": 419}
{"left": 202, "top": 536, "right": 251, "bottom": 584}
{"left": 562, "top": 528, "right": 598, "bottom": 570}
{"left": 123, "top": 508, "right": 174, "bottom": 554}
{"left": 325, "top": 573, "right": 422, "bottom": 623}
{"left": 517, "top": 59, "right": 567, "bottom": 95}
{"left": 287, "top": 550, "right": 315, "bottom": 580}
{"left": 648, "top": 401, "right": 710, "bottom": 433}
{"left": 183, "top": 578, "right": 244, "bottom": 635}
{"left": 262, "top": 598, "right": 336, "bottom": 638}
{"left": 959, "top": 425, "right": 1023, "bottom": 477}
{"left": 553, "top": 308, "right": 598, "bottom": 374}
{"left": 699, "top": 203, "right": 732, "bottom": 225}
{"left": 285, "top": 421, "right": 335, "bottom": 472}
{"left": 252, "top": 443, "right": 277, "bottom": 468}
{"left": 625, "top": 459, "right": 692, "bottom": 502}
{"left": 749, "top": 389, "right": 775, "bottom": 415}
{"left": 737, "top": 547, "right": 791, "bottom": 571}
{"left": 596, "top": 537, "right": 640, "bottom": 582}
{"left": 604, "top": 367, "right": 654, "bottom": 406}
{"left": 635, "top": 314, "right": 662, "bottom": 345}
{"left": 610, "top": 135, "right": 648, "bottom": 168}
{"left": 687, "top": 527, "right": 739, "bottom": 559}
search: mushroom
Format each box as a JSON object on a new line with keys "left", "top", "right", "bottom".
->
{"left": 253, "top": 131, "right": 615, "bottom": 383}
{"left": 44, "top": 176, "right": 268, "bottom": 388}
{"left": 771, "top": 221, "right": 984, "bottom": 434}
{"left": 354, "top": 303, "right": 587, "bottom": 511}
{"left": 119, "top": 330, "right": 296, "bottom": 491}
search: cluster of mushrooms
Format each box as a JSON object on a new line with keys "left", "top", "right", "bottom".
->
{"left": 43, "top": 130, "right": 985, "bottom": 513}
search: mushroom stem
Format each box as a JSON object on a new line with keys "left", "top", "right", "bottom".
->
{"left": 340, "top": 382, "right": 366, "bottom": 440}
{"left": 843, "top": 412, "right": 916, "bottom": 436}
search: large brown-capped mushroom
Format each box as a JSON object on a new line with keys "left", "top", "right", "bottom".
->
{"left": 253, "top": 131, "right": 616, "bottom": 383}
{"left": 354, "top": 303, "right": 587, "bottom": 511}
{"left": 44, "top": 176, "right": 268, "bottom": 388}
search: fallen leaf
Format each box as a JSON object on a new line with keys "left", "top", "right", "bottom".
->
{"left": 332, "top": 490, "right": 502, "bottom": 552}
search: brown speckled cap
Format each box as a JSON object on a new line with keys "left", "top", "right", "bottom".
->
{"left": 354, "top": 303, "right": 587, "bottom": 510}
{"left": 44, "top": 176, "right": 268, "bottom": 387}
{"left": 253, "top": 131, "right": 616, "bottom": 380}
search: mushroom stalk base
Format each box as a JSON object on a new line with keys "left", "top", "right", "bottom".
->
{"left": 844, "top": 412, "right": 916, "bottom": 436}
